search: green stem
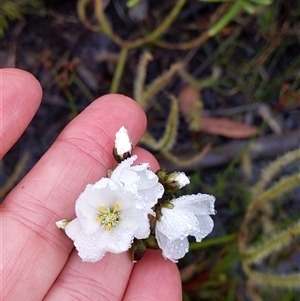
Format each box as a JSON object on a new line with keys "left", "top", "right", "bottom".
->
{"left": 140, "top": 62, "right": 181, "bottom": 109}
{"left": 249, "top": 173, "right": 300, "bottom": 212}
{"left": 134, "top": 51, "right": 153, "bottom": 103}
{"left": 64, "top": 89, "right": 78, "bottom": 116}
{"left": 94, "top": 0, "right": 187, "bottom": 49}
{"left": 253, "top": 149, "right": 300, "bottom": 198}
{"left": 208, "top": 0, "right": 244, "bottom": 37}
{"left": 189, "top": 234, "right": 237, "bottom": 250}
{"left": 127, "top": 0, "right": 187, "bottom": 48}
{"left": 110, "top": 47, "right": 128, "bottom": 93}
{"left": 244, "top": 221, "right": 300, "bottom": 264}
{"left": 243, "top": 264, "right": 300, "bottom": 288}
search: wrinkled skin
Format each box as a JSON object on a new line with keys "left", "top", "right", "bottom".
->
{"left": 0, "top": 68, "right": 182, "bottom": 301}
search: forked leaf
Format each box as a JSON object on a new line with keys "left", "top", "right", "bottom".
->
{"left": 140, "top": 95, "right": 178, "bottom": 151}
{"left": 140, "top": 131, "right": 160, "bottom": 151}
{"left": 239, "top": 148, "right": 300, "bottom": 292}
{"left": 179, "top": 66, "right": 221, "bottom": 90}
{"left": 245, "top": 269, "right": 300, "bottom": 289}
{"left": 134, "top": 51, "right": 153, "bottom": 106}
{"left": 252, "top": 148, "right": 300, "bottom": 198}
{"left": 250, "top": 173, "right": 300, "bottom": 211}
{"left": 140, "top": 63, "right": 181, "bottom": 110}
{"left": 161, "top": 144, "right": 211, "bottom": 167}
{"left": 244, "top": 220, "right": 300, "bottom": 264}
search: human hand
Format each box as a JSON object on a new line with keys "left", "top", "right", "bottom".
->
{"left": 0, "top": 68, "right": 182, "bottom": 300}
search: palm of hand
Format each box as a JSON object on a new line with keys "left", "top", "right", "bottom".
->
{"left": 0, "top": 68, "right": 181, "bottom": 300}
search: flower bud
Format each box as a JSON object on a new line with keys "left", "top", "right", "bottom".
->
{"left": 168, "top": 171, "right": 190, "bottom": 189}
{"left": 129, "top": 235, "right": 159, "bottom": 262}
{"left": 113, "top": 126, "right": 133, "bottom": 163}
{"left": 156, "top": 168, "right": 190, "bottom": 194}
{"left": 129, "top": 239, "right": 147, "bottom": 262}
{"left": 55, "top": 219, "right": 71, "bottom": 231}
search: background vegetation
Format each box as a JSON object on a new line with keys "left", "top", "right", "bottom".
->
{"left": 1, "top": 0, "right": 299, "bottom": 300}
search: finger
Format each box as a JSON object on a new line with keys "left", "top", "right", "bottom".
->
{"left": 43, "top": 147, "right": 162, "bottom": 300}
{"left": 1, "top": 94, "right": 147, "bottom": 300}
{"left": 123, "top": 250, "right": 182, "bottom": 301}
{"left": 0, "top": 68, "right": 42, "bottom": 159}
{"left": 44, "top": 251, "right": 133, "bottom": 300}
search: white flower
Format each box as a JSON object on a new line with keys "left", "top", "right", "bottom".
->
{"left": 65, "top": 178, "right": 153, "bottom": 262}
{"left": 111, "top": 155, "right": 164, "bottom": 214}
{"left": 114, "top": 126, "right": 132, "bottom": 161}
{"left": 64, "top": 156, "right": 164, "bottom": 263}
{"left": 155, "top": 194, "right": 216, "bottom": 262}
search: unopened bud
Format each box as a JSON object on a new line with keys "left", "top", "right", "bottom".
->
{"left": 168, "top": 171, "right": 190, "bottom": 189}
{"left": 156, "top": 168, "right": 190, "bottom": 194}
{"left": 129, "top": 239, "right": 147, "bottom": 262}
{"left": 113, "top": 126, "right": 133, "bottom": 163}
{"left": 56, "top": 219, "right": 71, "bottom": 231}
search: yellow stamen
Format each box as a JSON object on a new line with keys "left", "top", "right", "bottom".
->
{"left": 95, "top": 203, "right": 121, "bottom": 231}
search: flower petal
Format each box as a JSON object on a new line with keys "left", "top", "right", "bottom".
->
{"left": 193, "top": 215, "right": 214, "bottom": 242}
{"left": 65, "top": 219, "right": 106, "bottom": 262}
{"left": 173, "top": 194, "right": 216, "bottom": 215}
{"left": 75, "top": 179, "right": 134, "bottom": 234}
{"left": 157, "top": 207, "right": 199, "bottom": 240}
{"left": 110, "top": 155, "right": 138, "bottom": 192}
{"left": 155, "top": 230, "right": 189, "bottom": 263}
{"left": 111, "top": 155, "right": 164, "bottom": 213}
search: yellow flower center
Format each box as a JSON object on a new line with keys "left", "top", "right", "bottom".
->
{"left": 95, "top": 203, "right": 121, "bottom": 231}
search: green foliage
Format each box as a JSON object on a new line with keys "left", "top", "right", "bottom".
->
{"left": 239, "top": 149, "right": 300, "bottom": 294}
{"left": 126, "top": 0, "right": 143, "bottom": 8}
{"left": 76, "top": 0, "right": 280, "bottom": 167}
{"left": 141, "top": 95, "right": 179, "bottom": 151}
{"left": 0, "top": 0, "right": 41, "bottom": 37}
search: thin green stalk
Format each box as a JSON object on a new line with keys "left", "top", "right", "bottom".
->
{"left": 244, "top": 265, "right": 300, "bottom": 288}
{"left": 94, "top": 0, "right": 187, "bottom": 49}
{"left": 73, "top": 75, "right": 95, "bottom": 102}
{"left": 134, "top": 51, "right": 153, "bottom": 103}
{"left": 0, "top": 151, "right": 29, "bottom": 198}
{"left": 250, "top": 173, "right": 300, "bottom": 212}
{"left": 141, "top": 95, "right": 179, "bottom": 150}
{"left": 179, "top": 68, "right": 221, "bottom": 90}
{"left": 77, "top": 0, "right": 101, "bottom": 31}
{"left": 189, "top": 233, "right": 237, "bottom": 251}
{"left": 140, "top": 63, "right": 182, "bottom": 109}
{"left": 110, "top": 47, "right": 128, "bottom": 93}
{"left": 244, "top": 220, "right": 300, "bottom": 264}
{"left": 253, "top": 149, "right": 300, "bottom": 198}
{"left": 64, "top": 89, "right": 78, "bottom": 116}
{"left": 161, "top": 144, "right": 211, "bottom": 168}
{"left": 51, "top": 67, "right": 78, "bottom": 116}
{"left": 127, "top": 0, "right": 187, "bottom": 48}
{"left": 208, "top": 0, "right": 244, "bottom": 37}
{"left": 94, "top": 0, "right": 114, "bottom": 36}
